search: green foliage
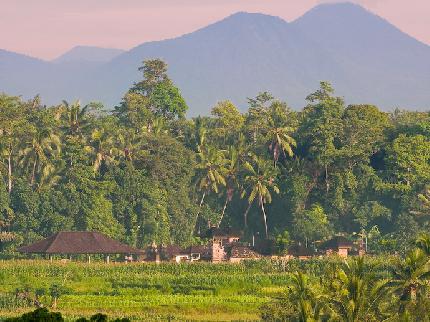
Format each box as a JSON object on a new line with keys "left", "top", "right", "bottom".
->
{"left": 261, "top": 251, "right": 430, "bottom": 322}
{"left": 293, "top": 204, "right": 331, "bottom": 245}
{"left": 5, "top": 308, "right": 132, "bottom": 322}
{"left": 5, "top": 308, "right": 64, "bottom": 321}
{"left": 0, "top": 68, "right": 429, "bottom": 253}
{"left": 275, "top": 230, "right": 291, "bottom": 255}
{"left": 0, "top": 256, "right": 413, "bottom": 320}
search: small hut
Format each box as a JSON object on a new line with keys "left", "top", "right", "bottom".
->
{"left": 320, "top": 236, "right": 353, "bottom": 258}
{"left": 18, "top": 231, "right": 143, "bottom": 262}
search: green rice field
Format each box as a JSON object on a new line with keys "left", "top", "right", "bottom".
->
{"left": 0, "top": 257, "right": 396, "bottom": 321}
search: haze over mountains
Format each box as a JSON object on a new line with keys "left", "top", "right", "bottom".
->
{"left": 0, "top": 2, "right": 429, "bottom": 115}
{"left": 53, "top": 46, "right": 125, "bottom": 64}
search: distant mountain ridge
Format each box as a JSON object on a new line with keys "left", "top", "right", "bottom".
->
{"left": 0, "top": 2, "right": 429, "bottom": 115}
{"left": 53, "top": 46, "right": 125, "bottom": 64}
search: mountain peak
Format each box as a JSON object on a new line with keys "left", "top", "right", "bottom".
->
{"left": 1, "top": 3, "right": 429, "bottom": 114}
{"left": 186, "top": 10, "right": 288, "bottom": 40}
{"left": 222, "top": 11, "right": 287, "bottom": 25}
{"left": 295, "top": 1, "right": 378, "bottom": 24}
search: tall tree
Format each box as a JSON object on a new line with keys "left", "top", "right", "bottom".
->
{"left": 391, "top": 248, "right": 430, "bottom": 312}
{"left": 241, "top": 155, "right": 279, "bottom": 238}
{"left": 130, "top": 59, "right": 188, "bottom": 121}
{"left": 195, "top": 145, "right": 227, "bottom": 212}
{"left": 299, "top": 82, "right": 344, "bottom": 193}
{"left": 0, "top": 95, "right": 30, "bottom": 193}
{"left": 265, "top": 101, "right": 296, "bottom": 167}
{"left": 328, "top": 257, "right": 390, "bottom": 322}
{"left": 20, "top": 109, "right": 61, "bottom": 187}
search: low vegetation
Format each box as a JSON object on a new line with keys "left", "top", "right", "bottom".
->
{"left": 1, "top": 240, "right": 429, "bottom": 321}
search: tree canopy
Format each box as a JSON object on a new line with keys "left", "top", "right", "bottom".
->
{"left": 0, "top": 61, "right": 429, "bottom": 254}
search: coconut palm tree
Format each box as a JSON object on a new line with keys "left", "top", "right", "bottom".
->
{"left": 196, "top": 145, "right": 227, "bottom": 204}
{"left": 60, "top": 100, "right": 92, "bottom": 137}
{"left": 328, "top": 257, "right": 391, "bottom": 322}
{"left": 37, "top": 162, "right": 63, "bottom": 191}
{"left": 289, "top": 272, "right": 327, "bottom": 322}
{"left": 217, "top": 134, "right": 249, "bottom": 227}
{"left": 266, "top": 121, "right": 296, "bottom": 167}
{"left": 217, "top": 146, "right": 240, "bottom": 227}
{"left": 241, "top": 155, "right": 279, "bottom": 238}
{"left": 19, "top": 127, "right": 61, "bottom": 186}
{"left": 418, "top": 187, "right": 430, "bottom": 211}
{"left": 415, "top": 233, "right": 430, "bottom": 256}
{"left": 390, "top": 249, "right": 430, "bottom": 312}
{"left": 87, "top": 127, "right": 119, "bottom": 173}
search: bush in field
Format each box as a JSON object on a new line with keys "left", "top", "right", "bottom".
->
{"left": 49, "top": 284, "right": 66, "bottom": 310}
{"left": 7, "top": 309, "right": 131, "bottom": 322}
{"left": 90, "top": 313, "right": 108, "bottom": 322}
{"left": 75, "top": 313, "right": 131, "bottom": 322}
{"left": 4, "top": 308, "right": 64, "bottom": 321}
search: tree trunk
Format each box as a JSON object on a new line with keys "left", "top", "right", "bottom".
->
{"left": 218, "top": 195, "right": 229, "bottom": 227}
{"left": 243, "top": 202, "right": 253, "bottom": 228}
{"left": 260, "top": 197, "right": 269, "bottom": 239}
{"left": 325, "top": 164, "right": 329, "bottom": 193}
{"left": 199, "top": 191, "right": 206, "bottom": 208}
{"left": 52, "top": 297, "right": 57, "bottom": 309}
{"left": 194, "top": 191, "right": 207, "bottom": 234}
{"left": 7, "top": 153, "right": 12, "bottom": 193}
{"left": 31, "top": 155, "right": 38, "bottom": 186}
{"left": 410, "top": 284, "right": 417, "bottom": 302}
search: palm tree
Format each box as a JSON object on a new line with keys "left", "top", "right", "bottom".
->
{"left": 241, "top": 155, "right": 279, "bottom": 238}
{"left": 217, "top": 146, "right": 240, "bottom": 227}
{"left": 418, "top": 187, "right": 430, "bottom": 211}
{"left": 266, "top": 120, "right": 296, "bottom": 167}
{"left": 195, "top": 145, "right": 227, "bottom": 215}
{"left": 391, "top": 248, "right": 430, "bottom": 312}
{"left": 60, "top": 100, "right": 92, "bottom": 136}
{"left": 328, "top": 257, "right": 391, "bottom": 322}
{"left": 37, "top": 162, "right": 63, "bottom": 191}
{"left": 289, "top": 272, "right": 326, "bottom": 322}
{"left": 217, "top": 134, "right": 249, "bottom": 227}
{"left": 19, "top": 127, "right": 61, "bottom": 186}
{"left": 415, "top": 233, "right": 430, "bottom": 256}
{"left": 150, "top": 116, "right": 168, "bottom": 136}
{"left": 114, "top": 128, "right": 144, "bottom": 165}
{"left": 87, "top": 127, "right": 119, "bottom": 173}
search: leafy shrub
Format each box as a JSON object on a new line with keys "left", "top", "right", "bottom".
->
{"left": 4, "top": 308, "right": 64, "bottom": 321}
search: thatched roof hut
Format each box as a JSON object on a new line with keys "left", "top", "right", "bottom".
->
{"left": 18, "top": 231, "right": 143, "bottom": 255}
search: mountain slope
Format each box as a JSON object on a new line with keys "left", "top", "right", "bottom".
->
{"left": 53, "top": 46, "right": 125, "bottom": 64}
{"left": 0, "top": 49, "right": 53, "bottom": 98}
{"left": 292, "top": 3, "right": 430, "bottom": 108}
{"left": 95, "top": 12, "right": 337, "bottom": 114}
{"left": 1, "top": 3, "right": 429, "bottom": 114}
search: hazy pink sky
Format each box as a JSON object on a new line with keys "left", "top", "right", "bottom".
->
{"left": 1, "top": 0, "right": 429, "bottom": 60}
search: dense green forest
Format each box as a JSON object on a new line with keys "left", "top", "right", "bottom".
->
{"left": 0, "top": 59, "right": 429, "bottom": 253}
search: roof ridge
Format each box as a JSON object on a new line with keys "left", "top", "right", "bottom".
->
{"left": 91, "top": 231, "right": 104, "bottom": 251}
{"left": 45, "top": 232, "right": 61, "bottom": 253}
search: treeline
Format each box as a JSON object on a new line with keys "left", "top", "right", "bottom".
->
{"left": 0, "top": 59, "right": 429, "bottom": 252}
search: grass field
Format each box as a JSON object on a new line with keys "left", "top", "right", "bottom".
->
{"left": 0, "top": 257, "right": 396, "bottom": 321}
